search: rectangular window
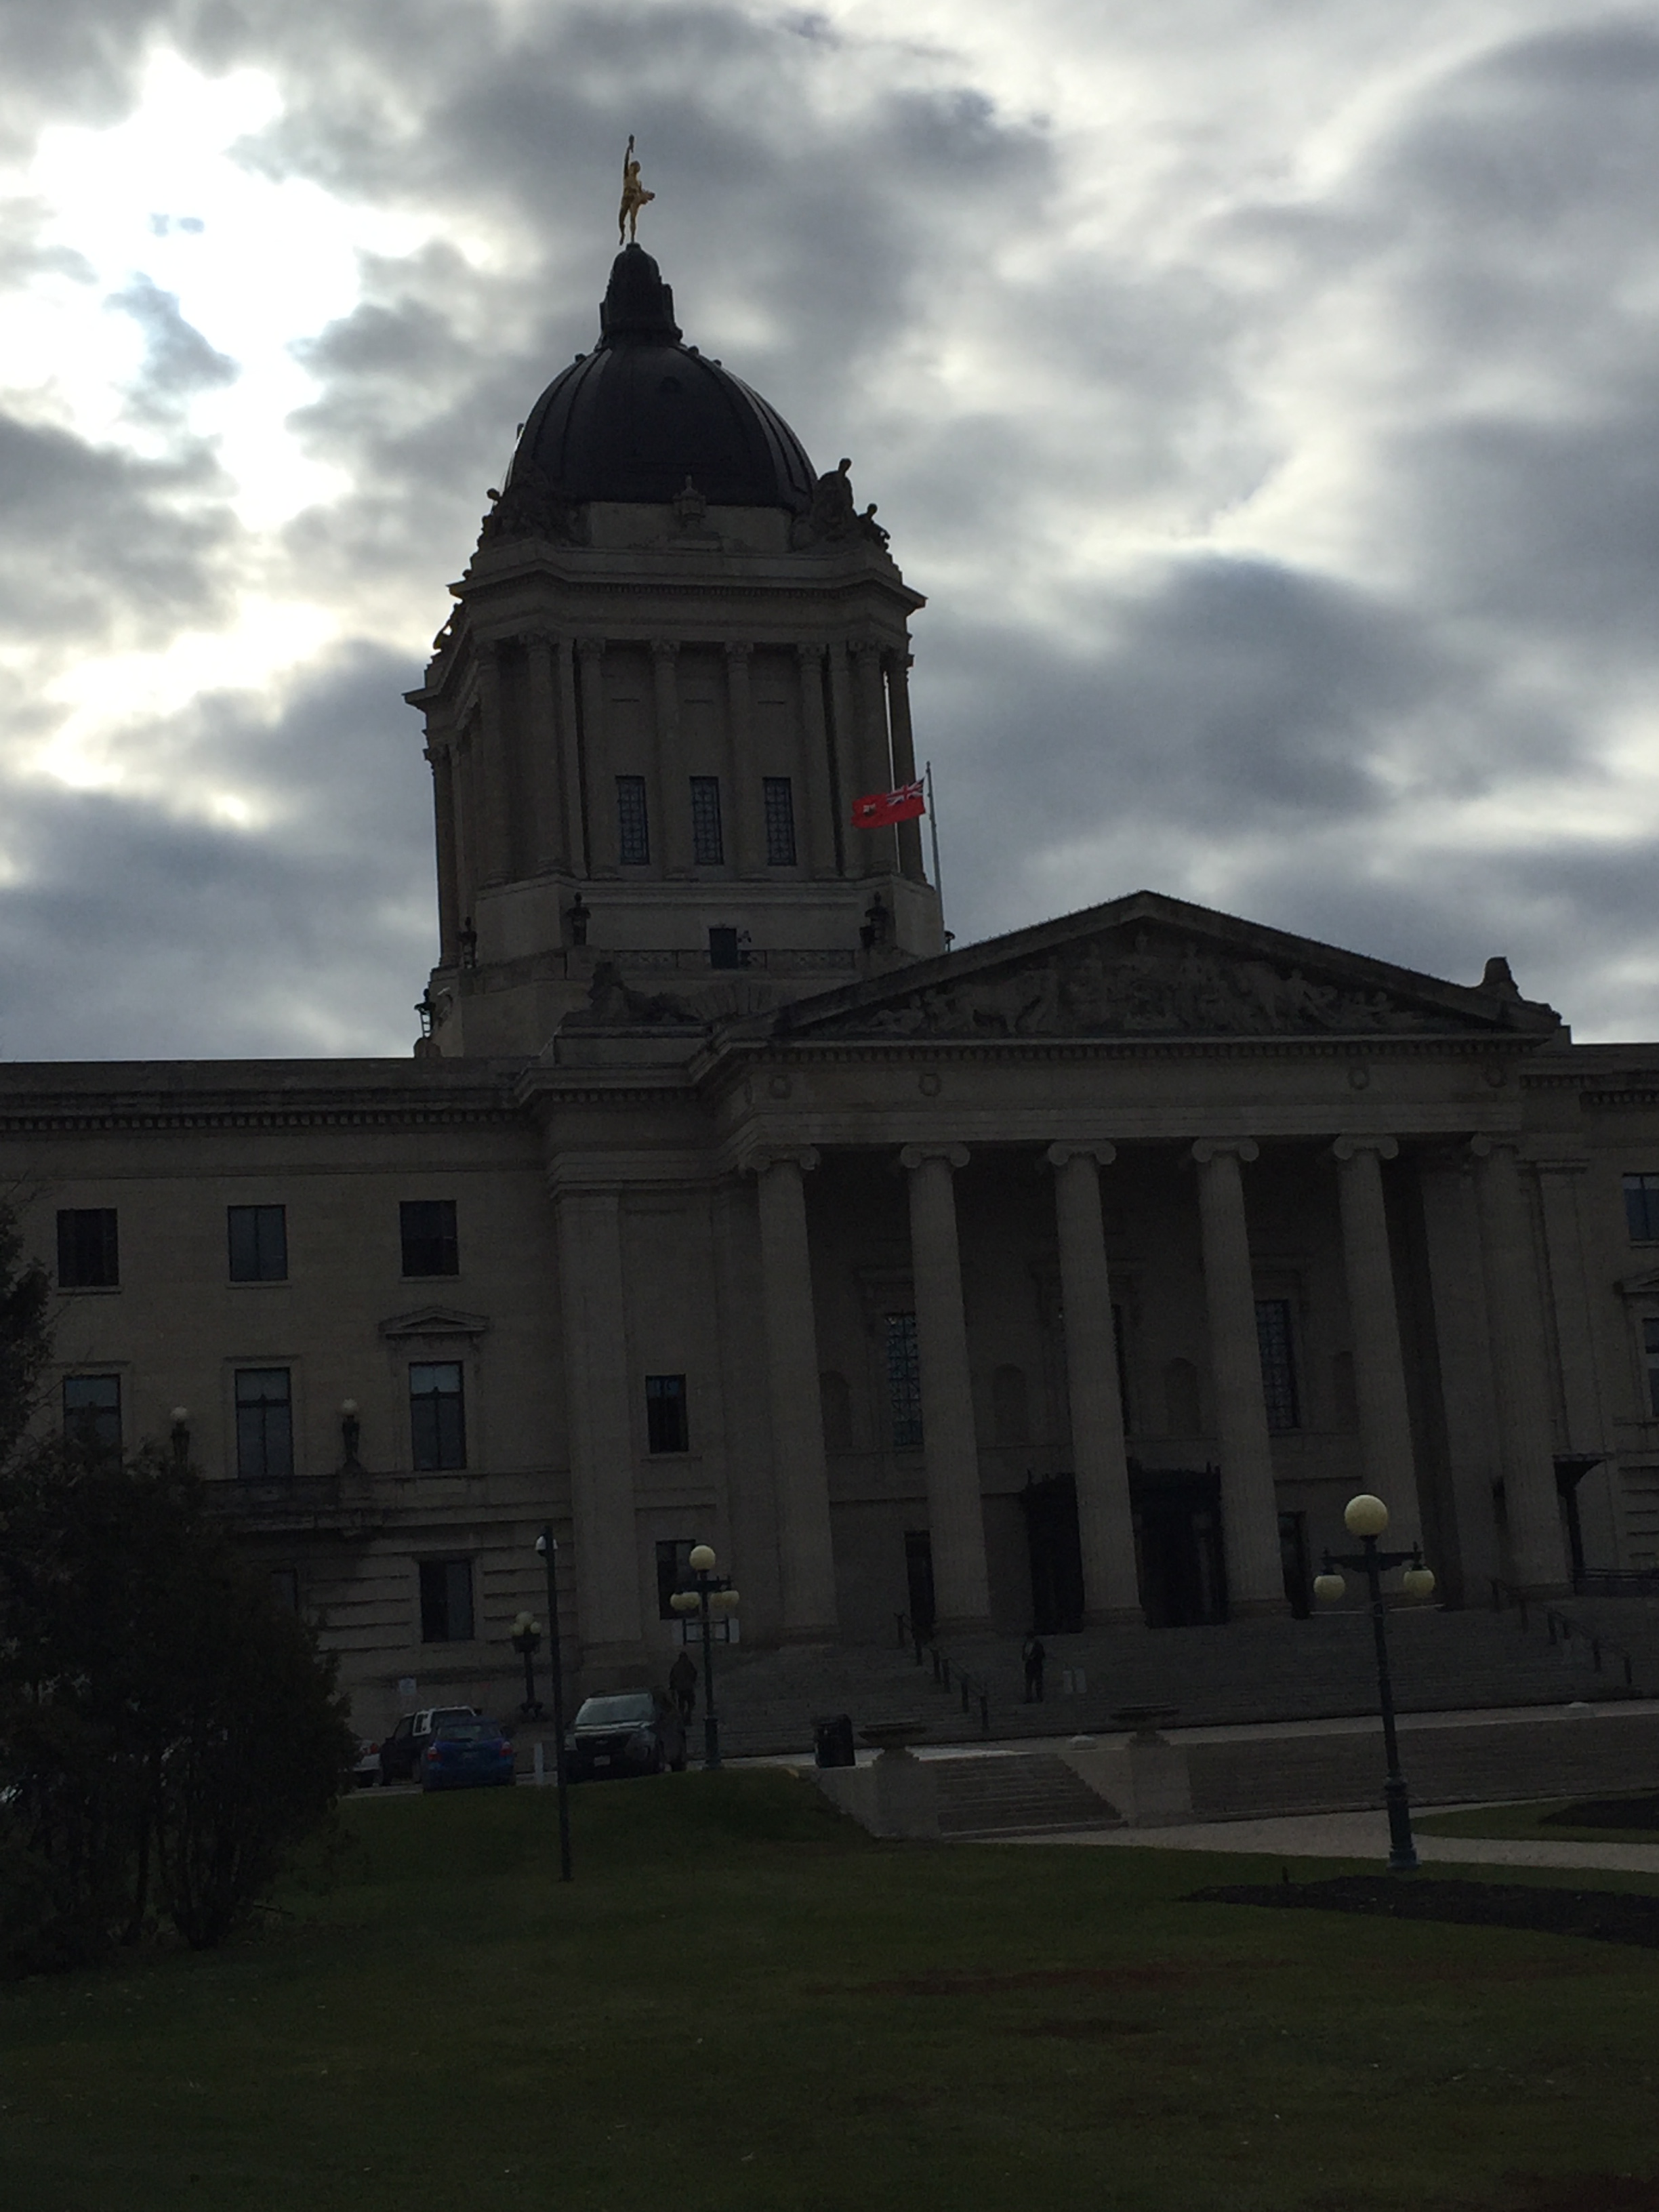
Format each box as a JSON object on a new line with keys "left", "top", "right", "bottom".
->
{"left": 1254, "top": 1298, "right": 1300, "bottom": 1433}
{"left": 419, "top": 1558, "right": 474, "bottom": 1643}
{"left": 63, "top": 1374, "right": 121, "bottom": 1455}
{"left": 690, "top": 776, "right": 724, "bottom": 865}
{"left": 235, "top": 1368, "right": 293, "bottom": 1481}
{"left": 228, "top": 1204, "right": 287, "bottom": 1282}
{"left": 763, "top": 776, "right": 797, "bottom": 865}
{"left": 409, "top": 1361, "right": 467, "bottom": 1471}
{"left": 1625, "top": 1174, "right": 1659, "bottom": 1243}
{"left": 885, "top": 1312, "right": 923, "bottom": 1450}
{"left": 400, "top": 1200, "right": 459, "bottom": 1278}
{"left": 1645, "top": 1317, "right": 1659, "bottom": 1420}
{"left": 56, "top": 1208, "right": 118, "bottom": 1289}
{"left": 655, "top": 1538, "right": 695, "bottom": 1620}
{"left": 646, "top": 1374, "right": 689, "bottom": 1454}
{"left": 616, "top": 774, "right": 650, "bottom": 864}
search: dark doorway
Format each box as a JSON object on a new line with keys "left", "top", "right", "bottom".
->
{"left": 1279, "top": 1509, "right": 1311, "bottom": 1618}
{"left": 903, "top": 1529, "right": 935, "bottom": 1641}
{"left": 1020, "top": 1473, "right": 1085, "bottom": 1634}
{"left": 1555, "top": 1455, "right": 1605, "bottom": 1587}
{"left": 1132, "top": 1467, "right": 1227, "bottom": 1627}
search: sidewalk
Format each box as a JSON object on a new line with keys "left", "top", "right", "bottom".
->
{"left": 998, "top": 1807, "right": 1659, "bottom": 1875}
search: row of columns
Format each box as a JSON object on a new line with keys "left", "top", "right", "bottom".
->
{"left": 428, "top": 634, "right": 926, "bottom": 953}
{"left": 555, "top": 1134, "right": 1572, "bottom": 1666}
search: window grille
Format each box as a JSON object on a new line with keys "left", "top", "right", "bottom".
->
{"left": 63, "top": 1375, "right": 121, "bottom": 1455}
{"left": 410, "top": 1361, "right": 467, "bottom": 1471}
{"left": 885, "top": 1313, "right": 923, "bottom": 1449}
{"left": 691, "top": 776, "right": 724, "bottom": 865}
{"left": 1625, "top": 1174, "right": 1659, "bottom": 1243}
{"left": 419, "top": 1559, "right": 474, "bottom": 1643}
{"left": 1254, "top": 1298, "right": 1300, "bottom": 1433}
{"left": 56, "top": 1208, "right": 118, "bottom": 1289}
{"left": 646, "top": 1374, "right": 690, "bottom": 1454}
{"left": 235, "top": 1368, "right": 294, "bottom": 1481}
{"left": 763, "top": 776, "right": 797, "bottom": 865}
{"left": 617, "top": 774, "right": 650, "bottom": 864}
{"left": 400, "top": 1200, "right": 459, "bottom": 1277}
{"left": 228, "top": 1204, "right": 287, "bottom": 1282}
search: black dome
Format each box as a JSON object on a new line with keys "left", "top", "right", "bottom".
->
{"left": 506, "top": 246, "right": 817, "bottom": 514}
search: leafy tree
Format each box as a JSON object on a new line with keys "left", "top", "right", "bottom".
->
{"left": 0, "top": 1200, "right": 354, "bottom": 1972}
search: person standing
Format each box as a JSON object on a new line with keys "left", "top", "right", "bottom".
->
{"left": 668, "top": 1648, "right": 697, "bottom": 1724}
{"left": 1021, "top": 1632, "right": 1046, "bottom": 1704}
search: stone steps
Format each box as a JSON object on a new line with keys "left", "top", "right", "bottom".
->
{"left": 929, "top": 1753, "right": 1122, "bottom": 1837}
{"left": 710, "top": 1610, "right": 1633, "bottom": 1758}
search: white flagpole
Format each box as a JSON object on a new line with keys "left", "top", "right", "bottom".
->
{"left": 924, "top": 758, "right": 945, "bottom": 937}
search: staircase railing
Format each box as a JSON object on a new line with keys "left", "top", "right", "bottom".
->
{"left": 896, "top": 1613, "right": 991, "bottom": 1734}
{"left": 1489, "top": 1578, "right": 1638, "bottom": 1691}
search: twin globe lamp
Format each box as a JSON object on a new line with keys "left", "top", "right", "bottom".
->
{"left": 1313, "top": 1494, "right": 1437, "bottom": 1603}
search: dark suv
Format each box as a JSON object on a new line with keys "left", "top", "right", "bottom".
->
{"left": 566, "top": 1691, "right": 687, "bottom": 1781}
{"left": 379, "top": 1706, "right": 480, "bottom": 1784}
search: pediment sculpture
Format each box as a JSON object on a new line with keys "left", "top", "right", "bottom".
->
{"left": 822, "top": 930, "right": 1532, "bottom": 1041}
{"left": 478, "top": 462, "right": 590, "bottom": 549}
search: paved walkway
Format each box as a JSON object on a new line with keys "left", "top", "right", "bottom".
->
{"left": 998, "top": 1807, "right": 1659, "bottom": 1875}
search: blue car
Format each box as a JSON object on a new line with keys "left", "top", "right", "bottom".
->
{"left": 419, "top": 1716, "right": 516, "bottom": 1793}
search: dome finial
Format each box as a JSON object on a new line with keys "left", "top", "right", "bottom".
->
{"left": 619, "top": 134, "right": 655, "bottom": 245}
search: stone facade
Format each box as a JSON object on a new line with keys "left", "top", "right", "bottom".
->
{"left": 6, "top": 242, "right": 1659, "bottom": 1736}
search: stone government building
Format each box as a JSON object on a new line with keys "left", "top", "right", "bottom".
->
{"left": 9, "top": 241, "right": 1659, "bottom": 1732}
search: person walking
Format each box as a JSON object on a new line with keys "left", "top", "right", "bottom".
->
{"left": 1021, "top": 1632, "right": 1046, "bottom": 1704}
{"left": 668, "top": 1648, "right": 698, "bottom": 1724}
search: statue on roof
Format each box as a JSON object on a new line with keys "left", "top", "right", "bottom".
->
{"left": 619, "top": 136, "right": 655, "bottom": 244}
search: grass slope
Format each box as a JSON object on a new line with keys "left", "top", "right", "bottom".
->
{"left": 3, "top": 1771, "right": 1658, "bottom": 2212}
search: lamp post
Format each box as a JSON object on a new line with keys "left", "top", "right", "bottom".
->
{"left": 510, "top": 1610, "right": 544, "bottom": 1720}
{"left": 1313, "top": 1493, "right": 1437, "bottom": 1872}
{"left": 533, "top": 1528, "right": 573, "bottom": 1883}
{"left": 668, "top": 1542, "right": 739, "bottom": 1771}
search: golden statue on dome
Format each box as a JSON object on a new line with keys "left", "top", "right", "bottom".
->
{"left": 619, "top": 136, "right": 655, "bottom": 244}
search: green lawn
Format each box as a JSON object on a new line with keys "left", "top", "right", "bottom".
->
{"left": 3, "top": 1772, "right": 1659, "bottom": 2212}
{"left": 1415, "top": 1799, "right": 1659, "bottom": 1845}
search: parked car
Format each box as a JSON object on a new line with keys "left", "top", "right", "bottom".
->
{"left": 351, "top": 1736, "right": 383, "bottom": 1788}
{"left": 420, "top": 1716, "right": 516, "bottom": 1793}
{"left": 379, "top": 1706, "right": 480, "bottom": 1784}
{"left": 566, "top": 1690, "right": 687, "bottom": 1781}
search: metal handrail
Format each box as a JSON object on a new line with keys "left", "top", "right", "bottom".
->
{"left": 1488, "top": 1577, "right": 1637, "bottom": 1690}
{"left": 895, "top": 1612, "right": 990, "bottom": 1733}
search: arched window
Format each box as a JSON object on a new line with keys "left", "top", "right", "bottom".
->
{"left": 991, "top": 1363, "right": 1029, "bottom": 1447}
{"left": 820, "top": 1370, "right": 854, "bottom": 1454}
{"left": 1164, "top": 1356, "right": 1202, "bottom": 1437}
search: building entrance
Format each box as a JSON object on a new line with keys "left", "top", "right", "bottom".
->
{"left": 1132, "top": 1467, "right": 1228, "bottom": 1627}
{"left": 1019, "top": 1473, "right": 1085, "bottom": 1634}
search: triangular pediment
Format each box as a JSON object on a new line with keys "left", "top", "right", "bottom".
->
{"left": 378, "top": 1305, "right": 490, "bottom": 1338}
{"left": 1616, "top": 1269, "right": 1659, "bottom": 1302}
{"left": 764, "top": 891, "right": 1563, "bottom": 1044}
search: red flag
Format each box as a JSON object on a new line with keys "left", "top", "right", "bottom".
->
{"left": 851, "top": 780, "right": 925, "bottom": 828}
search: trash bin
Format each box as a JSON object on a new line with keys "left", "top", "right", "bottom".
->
{"left": 813, "top": 1713, "right": 856, "bottom": 1769}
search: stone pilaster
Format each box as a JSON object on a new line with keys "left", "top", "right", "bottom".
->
{"left": 577, "top": 638, "right": 611, "bottom": 874}
{"left": 1046, "top": 1142, "right": 1143, "bottom": 1625}
{"left": 1333, "top": 1135, "right": 1422, "bottom": 1546}
{"left": 1191, "top": 1138, "right": 1288, "bottom": 1616}
{"left": 900, "top": 1143, "right": 991, "bottom": 1631}
{"left": 726, "top": 642, "right": 766, "bottom": 878}
{"left": 884, "top": 647, "right": 925, "bottom": 882}
{"left": 522, "top": 628, "right": 565, "bottom": 873}
{"left": 796, "top": 645, "right": 840, "bottom": 878}
{"left": 1471, "top": 1137, "right": 1572, "bottom": 1595}
{"left": 427, "top": 743, "right": 460, "bottom": 968}
{"left": 752, "top": 1148, "right": 838, "bottom": 1639}
{"left": 653, "top": 641, "right": 692, "bottom": 878}
{"left": 473, "top": 640, "right": 511, "bottom": 886}
{"left": 853, "top": 640, "right": 898, "bottom": 874}
{"left": 558, "top": 636, "right": 588, "bottom": 875}
{"left": 552, "top": 1189, "right": 646, "bottom": 1677}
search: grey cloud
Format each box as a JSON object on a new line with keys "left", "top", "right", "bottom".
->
{"left": 0, "top": 412, "right": 239, "bottom": 644}
{"left": 0, "top": 644, "right": 432, "bottom": 1061}
{"left": 108, "top": 274, "right": 239, "bottom": 424}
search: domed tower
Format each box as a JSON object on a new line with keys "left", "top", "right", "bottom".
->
{"left": 406, "top": 242, "right": 944, "bottom": 1056}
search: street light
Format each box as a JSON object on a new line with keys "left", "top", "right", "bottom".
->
{"left": 1314, "top": 1492, "right": 1436, "bottom": 1873}
{"left": 533, "top": 1529, "right": 573, "bottom": 1883}
{"left": 510, "top": 1610, "right": 543, "bottom": 1720}
{"left": 669, "top": 1542, "right": 739, "bottom": 1771}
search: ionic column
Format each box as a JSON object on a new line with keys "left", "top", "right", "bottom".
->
{"left": 752, "top": 1149, "right": 838, "bottom": 1639}
{"left": 577, "top": 638, "right": 611, "bottom": 874}
{"left": 557, "top": 638, "right": 588, "bottom": 874}
{"left": 1334, "top": 1136, "right": 1422, "bottom": 1546}
{"left": 884, "top": 648, "right": 925, "bottom": 882}
{"left": 427, "top": 743, "right": 461, "bottom": 968}
{"left": 1471, "top": 1137, "right": 1571, "bottom": 1594}
{"left": 825, "top": 643, "right": 861, "bottom": 874}
{"left": 900, "top": 1143, "right": 991, "bottom": 1630}
{"left": 653, "top": 641, "right": 692, "bottom": 878}
{"left": 1191, "top": 1139, "right": 1288, "bottom": 1616}
{"left": 726, "top": 642, "right": 766, "bottom": 877}
{"left": 553, "top": 1189, "right": 645, "bottom": 1673}
{"left": 1046, "top": 1143, "right": 1143, "bottom": 1624}
{"left": 796, "top": 646, "right": 840, "bottom": 878}
{"left": 523, "top": 629, "right": 565, "bottom": 873}
{"left": 853, "top": 640, "right": 898, "bottom": 874}
{"left": 473, "top": 642, "right": 511, "bottom": 885}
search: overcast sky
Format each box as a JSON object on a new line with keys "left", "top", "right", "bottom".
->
{"left": 2, "top": 0, "right": 1656, "bottom": 1057}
